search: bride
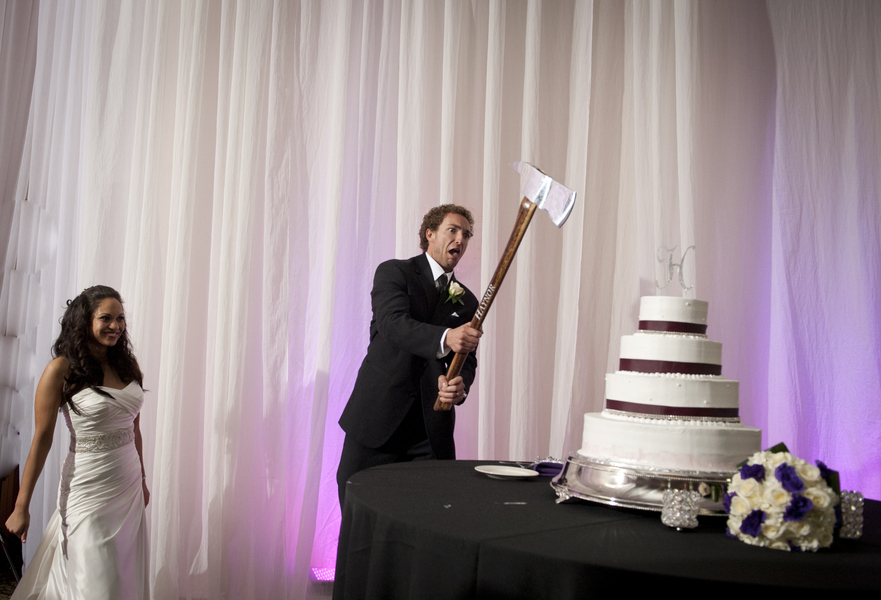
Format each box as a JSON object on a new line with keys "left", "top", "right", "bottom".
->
{"left": 5, "top": 285, "right": 149, "bottom": 599}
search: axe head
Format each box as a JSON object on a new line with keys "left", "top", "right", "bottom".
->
{"left": 510, "top": 161, "right": 577, "bottom": 227}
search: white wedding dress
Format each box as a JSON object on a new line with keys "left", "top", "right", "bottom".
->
{"left": 13, "top": 382, "right": 149, "bottom": 600}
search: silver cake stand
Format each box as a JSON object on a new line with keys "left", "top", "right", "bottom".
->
{"left": 551, "top": 453, "right": 736, "bottom": 516}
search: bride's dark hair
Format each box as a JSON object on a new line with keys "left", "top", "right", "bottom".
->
{"left": 53, "top": 285, "right": 143, "bottom": 407}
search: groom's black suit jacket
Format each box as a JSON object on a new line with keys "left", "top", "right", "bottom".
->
{"left": 339, "top": 253, "right": 478, "bottom": 460}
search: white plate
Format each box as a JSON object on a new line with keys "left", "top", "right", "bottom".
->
{"left": 475, "top": 465, "right": 539, "bottom": 480}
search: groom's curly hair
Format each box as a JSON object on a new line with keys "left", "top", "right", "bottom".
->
{"left": 419, "top": 204, "right": 475, "bottom": 251}
{"left": 53, "top": 285, "right": 143, "bottom": 409}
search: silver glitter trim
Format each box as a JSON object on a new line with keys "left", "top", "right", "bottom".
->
{"left": 638, "top": 330, "right": 708, "bottom": 339}
{"left": 840, "top": 491, "right": 864, "bottom": 539}
{"left": 604, "top": 408, "right": 743, "bottom": 424}
{"left": 662, "top": 489, "right": 701, "bottom": 529}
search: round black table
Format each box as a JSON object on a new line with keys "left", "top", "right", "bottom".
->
{"left": 333, "top": 460, "right": 880, "bottom": 599}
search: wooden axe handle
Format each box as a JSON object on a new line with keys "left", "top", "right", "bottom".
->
{"left": 434, "top": 198, "right": 538, "bottom": 411}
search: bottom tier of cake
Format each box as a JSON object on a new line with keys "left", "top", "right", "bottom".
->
{"left": 579, "top": 412, "right": 762, "bottom": 473}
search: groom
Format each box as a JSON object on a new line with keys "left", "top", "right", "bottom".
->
{"left": 337, "top": 204, "right": 482, "bottom": 506}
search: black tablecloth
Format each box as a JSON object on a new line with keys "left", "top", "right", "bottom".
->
{"left": 334, "top": 460, "right": 880, "bottom": 598}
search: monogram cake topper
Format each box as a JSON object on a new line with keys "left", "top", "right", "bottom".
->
{"left": 655, "top": 245, "right": 695, "bottom": 291}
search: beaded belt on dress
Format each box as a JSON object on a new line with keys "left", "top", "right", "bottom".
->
{"left": 69, "top": 425, "right": 135, "bottom": 453}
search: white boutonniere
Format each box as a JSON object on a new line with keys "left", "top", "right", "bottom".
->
{"left": 445, "top": 280, "right": 465, "bottom": 305}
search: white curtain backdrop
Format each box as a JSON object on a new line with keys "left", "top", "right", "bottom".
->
{"left": 1, "top": 1, "right": 879, "bottom": 598}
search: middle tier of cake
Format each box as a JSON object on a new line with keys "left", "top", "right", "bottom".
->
{"left": 618, "top": 332, "right": 722, "bottom": 375}
{"left": 604, "top": 372, "right": 739, "bottom": 418}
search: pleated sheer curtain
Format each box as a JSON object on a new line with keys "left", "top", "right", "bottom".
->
{"left": 1, "top": 1, "right": 878, "bottom": 598}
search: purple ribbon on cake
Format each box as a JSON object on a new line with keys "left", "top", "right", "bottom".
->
{"left": 639, "top": 320, "right": 707, "bottom": 335}
{"left": 619, "top": 358, "right": 721, "bottom": 376}
{"left": 605, "top": 399, "right": 739, "bottom": 419}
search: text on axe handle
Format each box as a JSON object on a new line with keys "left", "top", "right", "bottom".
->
{"left": 474, "top": 284, "right": 496, "bottom": 322}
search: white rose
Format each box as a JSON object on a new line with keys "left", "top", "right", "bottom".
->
{"left": 729, "top": 495, "right": 752, "bottom": 516}
{"left": 791, "top": 520, "right": 812, "bottom": 536}
{"left": 766, "top": 451, "right": 792, "bottom": 469}
{"left": 763, "top": 482, "right": 790, "bottom": 507}
{"left": 738, "top": 477, "right": 760, "bottom": 500}
{"left": 762, "top": 522, "right": 784, "bottom": 540}
{"left": 728, "top": 518, "right": 743, "bottom": 536}
{"left": 803, "top": 486, "right": 830, "bottom": 508}
{"left": 796, "top": 461, "right": 821, "bottom": 482}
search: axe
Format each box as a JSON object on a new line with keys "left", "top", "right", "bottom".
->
{"left": 434, "top": 161, "right": 577, "bottom": 411}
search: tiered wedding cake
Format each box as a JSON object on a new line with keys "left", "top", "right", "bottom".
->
{"left": 577, "top": 296, "right": 761, "bottom": 472}
{"left": 553, "top": 296, "right": 762, "bottom": 514}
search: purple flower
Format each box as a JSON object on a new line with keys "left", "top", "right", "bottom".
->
{"left": 740, "top": 463, "right": 766, "bottom": 482}
{"left": 740, "top": 510, "right": 766, "bottom": 537}
{"left": 783, "top": 494, "right": 814, "bottom": 522}
{"left": 722, "top": 491, "right": 736, "bottom": 514}
{"left": 775, "top": 463, "right": 804, "bottom": 493}
{"left": 816, "top": 460, "right": 832, "bottom": 479}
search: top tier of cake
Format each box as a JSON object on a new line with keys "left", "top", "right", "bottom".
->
{"left": 638, "top": 296, "right": 708, "bottom": 334}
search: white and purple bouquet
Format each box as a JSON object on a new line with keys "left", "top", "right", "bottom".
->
{"left": 724, "top": 450, "right": 838, "bottom": 552}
